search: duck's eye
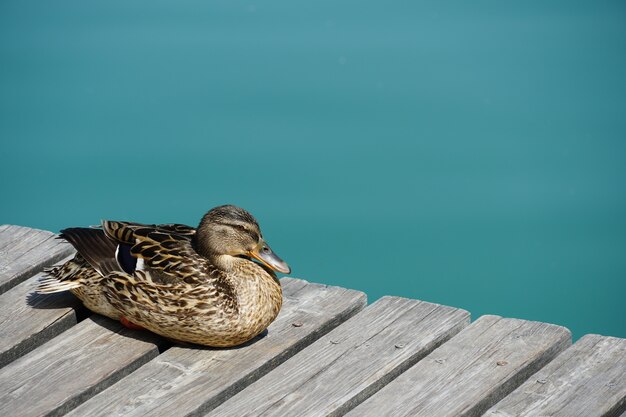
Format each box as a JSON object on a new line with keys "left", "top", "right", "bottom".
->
{"left": 262, "top": 246, "right": 270, "bottom": 253}
{"left": 233, "top": 224, "right": 248, "bottom": 232}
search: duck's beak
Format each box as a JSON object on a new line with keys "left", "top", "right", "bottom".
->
{"left": 248, "top": 241, "right": 291, "bottom": 274}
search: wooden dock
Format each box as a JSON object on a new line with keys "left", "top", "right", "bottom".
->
{"left": 0, "top": 225, "right": 624, "bottom": 417}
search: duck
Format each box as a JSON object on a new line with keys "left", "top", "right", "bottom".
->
{"left": 36, "top": 205, "right": 291, "bottom": 347}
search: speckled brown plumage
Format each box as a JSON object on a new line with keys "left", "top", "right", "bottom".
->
{"left": 37, "top": 205, "right": 290, "bottom": 347}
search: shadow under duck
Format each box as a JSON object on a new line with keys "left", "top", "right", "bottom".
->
{"left": 37, "top": 205, "right": 290, "bottom": 347}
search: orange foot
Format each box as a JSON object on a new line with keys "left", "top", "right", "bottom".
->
{"left": 120, "top": 316, "right": 144, "bottom": 330}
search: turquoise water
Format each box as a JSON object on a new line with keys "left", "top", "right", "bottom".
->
{"left": 1, "top": 1, "right": 625, "bottom": 340}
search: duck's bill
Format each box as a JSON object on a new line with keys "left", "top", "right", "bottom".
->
{"left": 249, "top": 241, "right": 291, "bottom": 274}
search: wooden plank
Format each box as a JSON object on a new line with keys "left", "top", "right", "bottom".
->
{"left": 345, "top": 315, "right": 572, "bottom": 417}
{"left": 66, "top": 278, "right": 367, "bottom": 417}
{"left": 209, "top": 296, "right": 470, "bottom": 417}
{"left": 0, "top": 225, "right": 74, "bottom": 294}
{"left": 0, "top": 255, "right": 84, "bottom": 369}
{"left": 0, "top": 224, "right": 31, "bottom": 248}
{"left": 0, "top": 315, "right": 163, "bottom": 417}
{"left": 485, "top": 334, "right": 626, "bottom": 417}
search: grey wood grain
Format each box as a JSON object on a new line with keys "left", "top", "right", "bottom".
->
{"left": 209, "top": 296, "right": 470, "bottom": 417}
{"left": 0, "top": 224, "right": 31, "bottom": 248}
{"left": 485, "top": 334, "right": 626, "bottom": 417}
{"left": 0, "top": 225, "right": 73, "bottom": 294}
{"left": 345, "top": 315, "right": 572, "bottom": 417}
{"left": 0, "top": 315, "right": 162, "bottom": 417}
{"left": 67, "top": 278, "right": 367, "bottom": 417}
{"left": 0, "top": 255, "right": 84, "bottom": 369}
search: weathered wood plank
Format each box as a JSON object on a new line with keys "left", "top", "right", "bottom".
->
{"left": 0, "top": 225, "right": 73, "bottom": 294}
{"left": 485, "top": 334, "right": 626, "bottom": 417}
{"left": 0, "top": 315, "right": 163, "bottom": 417}
{"left": 209, "top": 296, "right": 470, "bottom": 417}
{"left": 0, "top": 255, "right": 84, "bottom": 369}
{"left": 67, "top": 278, "right": 367, "bottom": 417}
{"left": 0, "top": 224, "right": 31, "bottom": 247}
{"left": 345, "top": 315, "right": 572, "bottom": 417}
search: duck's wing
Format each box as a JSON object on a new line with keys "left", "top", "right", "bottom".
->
{"left": 59, "top": 228, "right": 118, "bottom": 275}
{"left": 102, "top": 220, "right": 207, "bottom": 283}
{"left": 37, "top": 222, "right": 198, "bottom": 294}
{"left": 102, "top": 221, "right": 195, "bottom": 243}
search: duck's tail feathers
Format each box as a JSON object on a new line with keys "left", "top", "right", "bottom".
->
{"left": 36, "top": 261, "right": 84, "bottom": 294}
{"left": 36, "top": 275, "right": 82, "bottom": 294}
{"left": 36, "top": 254, "right": 106, "bottom": 294}
{"left": 60, "top": 227, "right": 118, "bottom": 276}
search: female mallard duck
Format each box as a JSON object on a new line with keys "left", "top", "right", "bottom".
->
{"left": 37, "top": 205, "right": 290, "bottom": 347}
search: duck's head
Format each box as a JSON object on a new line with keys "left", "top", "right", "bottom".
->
{"left": 195, "top": 205, "right": 291, "bottom": 274}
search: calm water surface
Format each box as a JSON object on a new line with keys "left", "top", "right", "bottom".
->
{"left": 1, "top": 1, "right": 625, "bottom": 340}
